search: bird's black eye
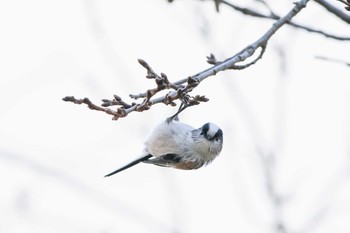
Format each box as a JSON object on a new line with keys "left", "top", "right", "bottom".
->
{"left": 214, "top": 129, "right": 223, "bottom": 141}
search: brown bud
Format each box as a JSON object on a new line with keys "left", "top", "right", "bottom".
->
{"left": 155, "top": 77, "right": 164, "bottom": 86}
{"left": 137, "top": 59, "right": 149, "bottom": 69}
{"left": 113, "top": 94, "right": 122, "bottom": 101}
{"left": 101, "top": 101, "right": 110, "bottom": 107}
{"left": 206, "top": 53, "right": 217, "bottom": 65}
{"left": 187, "top": 76, "right": 199, "bottom": 87}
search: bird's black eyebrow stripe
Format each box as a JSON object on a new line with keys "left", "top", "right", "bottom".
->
{"left": 202, "top": 123, "right": 210, "bottom": 135}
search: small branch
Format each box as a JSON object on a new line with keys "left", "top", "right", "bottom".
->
{"left": 62, "top": 96, "right": 126, "bottom": 120}
{"left": 287, "top": 21, "right": 350, "bottom": 40}
{"left": 314, "top": 0, "right": 350, "bottom": 22}
{"left": 231, "top": 44, "right": 267, "bottom": 70}
{"left": 214, "top": 0, "right": 221, "bottom": 12}
{"left": 219, "top": 0, "right": 350, "bottom": 40}
{"left": 337, "top": 0, "right": 350, "bottom": 11}
{"left": 207, "top": 45, "right": 267, "bottom": 69}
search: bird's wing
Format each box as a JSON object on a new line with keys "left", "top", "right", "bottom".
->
{"left": 142, "top": 153, "right": 200, "bottom": 170}
{"left": 142, "top": 153, "right": 181, "bottom": 167}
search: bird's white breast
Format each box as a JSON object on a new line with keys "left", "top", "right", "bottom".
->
{"left": 144, "top": 120, "right": 194, "bottom": 157}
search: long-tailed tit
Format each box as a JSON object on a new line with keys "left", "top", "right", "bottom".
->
{"left": 105, "top": 113, "right": 223, "bottom": 177}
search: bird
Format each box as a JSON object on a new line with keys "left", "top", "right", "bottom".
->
{"left": 104, "top": 110, "right": 223, "bottom": 177}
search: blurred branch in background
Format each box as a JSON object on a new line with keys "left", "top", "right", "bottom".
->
{"left": 0, "top": 150, "right": 174, "bottom": 232}
{"left": 315, "top": 55, "right": 350, "bottom": 66}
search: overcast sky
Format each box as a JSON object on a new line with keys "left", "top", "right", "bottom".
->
{"left": 1, "top": 1, "right": 350, "bottom": 233}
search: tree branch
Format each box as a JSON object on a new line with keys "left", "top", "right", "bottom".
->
{"left": 63, "top": 0, "right": 310, "bottom": 121}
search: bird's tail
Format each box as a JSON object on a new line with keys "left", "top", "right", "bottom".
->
{"left": 104, "top": 154, "right": 152, "bottom": 177}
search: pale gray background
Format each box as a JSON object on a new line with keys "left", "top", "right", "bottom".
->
{"left": 1, "top": 1, "right": 349, "bottom": 232}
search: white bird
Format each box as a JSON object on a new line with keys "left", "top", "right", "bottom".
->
{"left": 105, "top": 112, "right": 223, "bottom": 177}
